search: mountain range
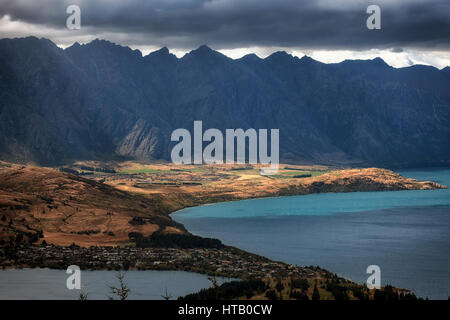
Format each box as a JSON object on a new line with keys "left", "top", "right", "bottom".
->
{"left": 0, "top": 36, "right": 449, "bottom": 167}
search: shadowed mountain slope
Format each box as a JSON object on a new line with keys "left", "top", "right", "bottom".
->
{"left": 0, "top": 37, "right": 449, "bottom": 167}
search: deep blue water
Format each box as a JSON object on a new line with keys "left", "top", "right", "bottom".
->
{"left": 173, "top": 168, "right": 450, "bottom": 299}
{"left": 0, "top": 269, "right": 231, "bottom": 300}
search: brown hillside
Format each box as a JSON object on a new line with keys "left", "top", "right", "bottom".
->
{"left": 1, "top": 161, "right": 445, "bottom": 248}
{"left": 0, "top": 162, "right": 185, "bottom": 247}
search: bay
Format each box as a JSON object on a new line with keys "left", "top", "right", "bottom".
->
{"left": 173, "top": 168, "right": 450, "bottom": 299}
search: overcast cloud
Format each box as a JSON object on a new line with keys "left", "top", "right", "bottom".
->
{"left": 1, "top": 0, "right": 449, "bottom": 68}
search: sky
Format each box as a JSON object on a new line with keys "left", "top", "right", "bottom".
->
{"left": 0, "top": 0, "right": 449, "bottom": 68}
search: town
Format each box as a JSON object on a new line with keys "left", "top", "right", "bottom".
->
{"left": 0, "top": 244, "right": 320, "bottom": 280}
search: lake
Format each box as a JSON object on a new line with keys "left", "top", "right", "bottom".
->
{"left": 0, "top": 269, "right": 231, "bottom": 300}
{"left": 173, "top": 168, "right": 450, "bottom": 299}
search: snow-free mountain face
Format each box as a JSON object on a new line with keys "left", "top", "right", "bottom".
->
{"left": 1, "top": 37, "right": 449, "bottom": 167}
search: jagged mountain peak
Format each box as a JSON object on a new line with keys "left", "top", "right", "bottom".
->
{"left": 0, "top": 37, "right": 449, "bottom": 167}
{"left": 193, "top": 44, "right": 214, "bottom": 53}
{"left": 264, "top": 51, "right": 298, "bottom": 65}
{"left": 182, "top": 45, "right": 230, "bottom": 61}
{"left": 266, "top": 50, "right": 293, "bottom": 58}
{"left": 66, "top": 38, "right": 142, "bottom": 58}
{"left": 340, "top": 57, "right": 390, "bottom": 68}
{"left": 89, "top": 38, "right": 117, "bottom": 47}
{"left": 145, "top": 46, "right": 177, "bottom": 60}
{"left": 157, "top": 46, "right": 170, "bottom": 54}
{"left": 299, "top": 55, "right": 320, "bottom": 64}
{"left": 0, "top": 36, "right": 60, "bottom": 52}
{"left": 238, "top": 53, "right": 262, "bottom": 62}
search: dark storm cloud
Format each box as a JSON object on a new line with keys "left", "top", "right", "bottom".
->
{"left": 391, "top": 47, "right": 404, "bottom": 53}
{"left": 0, "top": 0, "right": 449, "bottom": 50}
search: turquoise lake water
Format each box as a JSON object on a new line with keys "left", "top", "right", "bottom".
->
{"left": 173, "top": 168, "right": 450, "bottom": 299}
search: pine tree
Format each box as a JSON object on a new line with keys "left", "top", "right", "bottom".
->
{"left": 108, "top": 271, "right": 130, "bottom": 300}
{"left": 78, "top": 291, "right": 88, "bottom": 300}
{"left": 161, "top": 287, "right": 172, "bottom": 300}
{"left": 312, "top": 284, "right": 320, "bottom": 301}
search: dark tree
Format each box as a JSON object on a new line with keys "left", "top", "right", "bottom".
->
{"left": 275, "top": 281, "right": 284, "bottom": 292}
{"left": 265, "top": 290, "right": 278, "bottom": 301}
{"left": 108, "top": 271, "right": 130, "bottom": 300}
{"left": 312, "top": 284, "right": 320, "bottom": 301}
{"left": 78, "top": 291, "right": 88, "bottom": 300}
{"left": 161, "top": 287, "right": 172, "bottom": 300}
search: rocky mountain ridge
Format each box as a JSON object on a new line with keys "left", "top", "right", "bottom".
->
{"left": 0, "top": 37, "right": 449, "bottom": 167}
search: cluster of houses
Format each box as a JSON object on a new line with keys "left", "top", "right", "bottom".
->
{"left": 1, "top": 244, "right": 319, "bottom": 279}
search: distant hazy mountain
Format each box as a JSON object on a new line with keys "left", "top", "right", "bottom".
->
{"left": 0, "top": 37, "right": 449, "bottom": 167}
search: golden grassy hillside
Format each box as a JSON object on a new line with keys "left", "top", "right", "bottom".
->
{"left": 1, "top": 161, "right": 445, "bottom": 247}
{"left": 0, "top": 162, "right": 185, "bottom": 247}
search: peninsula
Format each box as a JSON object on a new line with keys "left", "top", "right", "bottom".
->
{"left": 0, "top": 161, "right": 445, "bottom": 300}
